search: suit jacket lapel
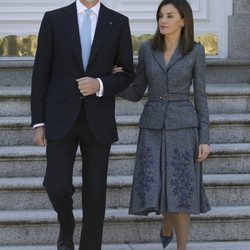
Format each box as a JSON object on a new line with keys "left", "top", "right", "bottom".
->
{"left": 87, "top": 3, "right": 113, "bottom": 68}
{"left": 62, "top": 3, "right": 83, "bottom": 71}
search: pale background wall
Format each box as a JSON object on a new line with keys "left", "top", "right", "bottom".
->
{"left": 0, "top": 0, "right": 233, "bottom": 58}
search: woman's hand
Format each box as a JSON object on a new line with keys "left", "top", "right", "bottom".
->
{"left": 198, "top": 144, "right": 210, "bottom": 162}
{"left": 112, "top": 65, "right": 124, "bottom": 74}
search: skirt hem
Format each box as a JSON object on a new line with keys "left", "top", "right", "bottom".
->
{"left": 129, "top": 206, "right": 211, "bottom": 216}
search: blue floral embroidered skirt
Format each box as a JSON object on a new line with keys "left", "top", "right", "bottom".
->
{"left": 129, "top": 127, "right": 211, "bottom": 215}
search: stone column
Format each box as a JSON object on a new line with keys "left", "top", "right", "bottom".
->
{"left": 228, "top": 0, "right": 250, "bottom": 58}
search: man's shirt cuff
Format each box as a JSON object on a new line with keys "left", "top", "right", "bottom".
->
{"left": 96, "top": 78, "right": 104, "bottom": 97}
{"left": 33, "top": 123, "right": 45, "bottom": 129}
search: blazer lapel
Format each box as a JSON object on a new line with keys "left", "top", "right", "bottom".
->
{"left": 62, "top": 3, "right": 83, "bottom": 71}
{"left": 166, "top": 46, "right": 184, "bottom": 71}
{"left": 152, "top": 50, "right": 167, "bottom": 73}
{"left": 87, "top": 3, "right": 113, "bottom": 68}
{"left": 152, "top": 46, "right": 184, "bottom": 73}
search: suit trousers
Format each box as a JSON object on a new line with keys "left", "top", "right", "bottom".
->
{"left": 43, "top": 104, "right": 111, "bottom": 250}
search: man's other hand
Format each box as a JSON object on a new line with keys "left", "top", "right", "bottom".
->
{"left": 33, "top": 126, "right": 47, "bottom": 146}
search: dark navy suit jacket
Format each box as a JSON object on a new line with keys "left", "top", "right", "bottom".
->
{"left": 31, "top": 2, "right": 135, "bottom": 143}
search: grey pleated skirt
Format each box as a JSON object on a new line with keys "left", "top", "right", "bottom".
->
{"left": 129, "top": 127, "right": 211, "bottom": 215}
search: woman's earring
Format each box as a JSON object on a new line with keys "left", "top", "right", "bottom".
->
{"left": 181, "top": 24, "right": 184, "bottom": 28}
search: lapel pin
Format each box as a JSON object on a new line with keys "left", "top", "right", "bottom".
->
{"left": 109, "top": 21, "right": 112, "bottom": 25}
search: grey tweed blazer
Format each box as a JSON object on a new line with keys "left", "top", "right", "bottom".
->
{"left": 119, "top": 41, "right": 209, "bottom": 144}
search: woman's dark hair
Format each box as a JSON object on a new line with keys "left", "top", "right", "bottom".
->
{"left": 151, "top": 0, "right": 194, "bottom": 54}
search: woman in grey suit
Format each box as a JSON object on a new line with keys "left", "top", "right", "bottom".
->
{"left": 116, "top": 0, "right": 211, "bottom": 249}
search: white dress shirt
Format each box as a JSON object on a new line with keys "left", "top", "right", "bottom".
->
{"left": 77, "top": 0, "right": 104, "bottom": 97}
{"left": 33, "top": 0, "right": 103, "bottom": 129}
{"left": 77, "top": 0, "right": 99, "bottom": 43}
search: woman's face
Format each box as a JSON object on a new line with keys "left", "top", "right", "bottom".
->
{"left": 158, "top": 4, "right": 184, "bottom": 37}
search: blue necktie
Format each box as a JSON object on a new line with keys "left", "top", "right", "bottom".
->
{"left": 81, "top": 9, "right": 92, "bottom": 69}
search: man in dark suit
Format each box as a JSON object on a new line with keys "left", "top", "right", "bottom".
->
{"left": 31, "top": 0, "right": 134, "bottom": 249}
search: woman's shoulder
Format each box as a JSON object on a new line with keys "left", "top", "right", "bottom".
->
{"left": 192, "top": 42, "right": 205, "bottom": 54}
{"left": 140, "top": 40, "right": 153, "bottom": 52}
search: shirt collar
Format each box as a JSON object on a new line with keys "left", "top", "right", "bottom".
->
{"left": 76, "top": 0, "right": 101, "bottom": 16}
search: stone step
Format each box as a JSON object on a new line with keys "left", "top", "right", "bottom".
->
{"left": 0, "top": 206, "right": 249, "bottom": 244}
{"left": 1, "top": 59, "right": 249, "bottom": 86}
{"left": 205, "top": 59, "right": 250, "bottom": 84}
{"left": 0, "top": 87, "right": 30, "bottom": 116}
{"left": 1, "top": 241, "right": 250, "bottom": 250}
{"left": 0, "top": 174, "right": 249, "bottom": 210}
{"left": 0, "top": 84, "right": 250, "bottom": 116}
{"left": 0, "top": 143, "right": 249, "bottom": 178}
{"left": 0, "top": 60, "right": 33, "bottom": 87}
{"left": 1, "top": 113, "right": 250, "bottom": 146}
{"left": 116, "top": 113, "right": 250, "bottom": 144}
{"left": 0, "top": 116, "right": 32, "bottom": 146}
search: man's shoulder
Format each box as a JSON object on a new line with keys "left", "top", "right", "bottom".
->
{"left": 44, "top": 2, "right": 75, "bottom": 18}
{"left": 101, "top": 4, "right": 128, "bottom": 21}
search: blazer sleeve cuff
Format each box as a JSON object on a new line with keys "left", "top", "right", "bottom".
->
{"left": 199, "top": 125, "right": 210, "bottom": 145}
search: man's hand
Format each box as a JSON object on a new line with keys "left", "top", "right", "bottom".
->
{"left": 198, "top": 144, "right": 210, "bottom": 162}
{"left": 77, "top": 77, "right": 100, "bottom": 97}
{"left": 33, "top": 126, "right": 47, "bottom": 146}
